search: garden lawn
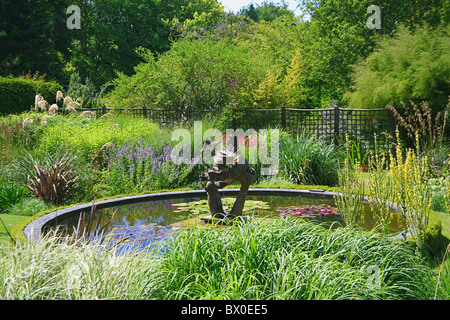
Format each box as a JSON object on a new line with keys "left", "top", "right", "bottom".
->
{"left": 0, "top": 214, "right": 28, "bottom": 247}
{"left": 435, "top": 211, "right": 450, "bottom": 241}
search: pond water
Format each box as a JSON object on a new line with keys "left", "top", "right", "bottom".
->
{"left": 43, "top": 194, "right": 403, "bottom": 252}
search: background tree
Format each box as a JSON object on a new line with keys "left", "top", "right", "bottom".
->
{"left": 239, "top": 1, "right": 294, "bottom": 22}
{"left": 0, "top": 0, "right": 71, "bottom": 83}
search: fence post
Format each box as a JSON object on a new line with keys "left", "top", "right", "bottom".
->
{"left": 142, "top": 105, "right": 147, "bottom": 119}
{"left": 281, "top": 103, "right": 286, "bottom": 129}
{"left": 333, "top": 101, "right": 339, "bottom": 146}
{"left": 102, "top": 104, "right": 106, "bottom": 116}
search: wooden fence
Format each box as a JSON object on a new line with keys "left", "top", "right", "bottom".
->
{"left": 76, "top": 103, "right": 396, "bottom": 149}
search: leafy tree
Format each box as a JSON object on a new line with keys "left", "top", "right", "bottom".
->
{"left": 107, "top": 38, "right": 272, "bottom": 112}
{"left": 239, "top": 1, "right": 294, "bottom": 22}
{"left": 1, "top": 0, "right": 226, "bottom": 88}
{"left": 0, "top": 0, "right": 71, "bottom": 83}
{"left": 68, "top": 0, "right": 173, "bottom": 87}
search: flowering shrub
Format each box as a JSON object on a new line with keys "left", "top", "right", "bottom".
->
{"left": 96, "top": 139, "right": 203, "bottom": 196}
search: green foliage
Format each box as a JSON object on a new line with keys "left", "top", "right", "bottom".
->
{"left": 388, "top": 99, "right": 449, "bottom": 154}
{"left": 108, "top": 38, "right": 271, "bottom": 111}
{"left": 0, "top": 181, "right": 29, "bottom": 213}
{"left": 345, "top": 25, "right": 450, "bottom": 112}
{"left": 1, "top": 0, "right": 227, "bottom": 87}
{"left": 279, "top": 131, "right": 343, "bottom": 186}
{"left": 0, "top": 0, "right": 71, "bottom": 83}
{"left": 239, "top": 1, "right": 294, "bottom": 22}
{"left": 37, "top": 114, "right": 168, "bottom": 162}
{"left": 0, "top": 76, "right": 62, "bottom": 114}
{"left": 7, "top": 197, "right": 53, "bottom": 217}
{"left": 158, "top": 219, "right": 437, "bottom": 299}
{"left": 64, "top": 72, "right": 106, "bottom": 108}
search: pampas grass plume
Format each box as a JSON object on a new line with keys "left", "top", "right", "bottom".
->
{"left": 48, "top": 104, "right": 59, "bottom": 114}
{"left": 66, "top": 106, "right": 78, "bottom": 114}
{"left": 63, "top": 96, "right": 73, "bottom": 107}
{"left": 100, "top": 113, "right": 116, "bottom": 120}
{"left": 56, "top": 91, "right": 64, "bottom": 102}
{"left": 23, "top": 117, "right": 34, "bottom": 128}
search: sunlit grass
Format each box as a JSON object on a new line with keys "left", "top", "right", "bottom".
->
{"left": 0, "top": 218, "right": 443, "bottom": 300}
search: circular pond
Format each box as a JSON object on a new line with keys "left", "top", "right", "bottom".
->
{"left": 25, "top": 189, "right": 403, "bottom": 252}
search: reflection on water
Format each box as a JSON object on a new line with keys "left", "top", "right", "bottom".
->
{"left": 44, "top": 194, "right": 403, "bottom": 252}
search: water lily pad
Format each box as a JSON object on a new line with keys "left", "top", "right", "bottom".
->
{"left": 172, "top": 198, "right": 271, "bottom": 215}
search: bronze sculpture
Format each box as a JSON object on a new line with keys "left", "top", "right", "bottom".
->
{"left": 200, "top": 136, "right": 257, "bottom": 221}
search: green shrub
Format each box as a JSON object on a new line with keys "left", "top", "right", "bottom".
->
{"left": 0, "top": 76, "right": 62, "bottom": 115}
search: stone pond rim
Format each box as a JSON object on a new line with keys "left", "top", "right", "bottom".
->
{"left": 23, "top": 188, "right": 341, "bottom": 242}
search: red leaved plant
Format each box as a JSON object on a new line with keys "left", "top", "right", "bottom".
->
{"left": 28, "top": 161, "right": 79, "bottom": 206}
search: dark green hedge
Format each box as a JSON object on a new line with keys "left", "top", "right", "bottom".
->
{"left": 0, "top": 76, "right": 62, "bottom": 115}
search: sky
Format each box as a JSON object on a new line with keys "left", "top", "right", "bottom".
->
{"left": 219, "top": 0, "right": 302, "bottom": 15}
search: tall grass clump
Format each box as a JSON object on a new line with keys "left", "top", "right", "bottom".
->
{"left": 0, "top": 112, "right": 43, "bottom": 164}
{"left": 279, "top": 131, "right": 342, "bottom": 186}
{"left": 0, "top": 235, "right": 161, "bottom": 300}
{"left": 334, "top": 135, "right": 366, "bottom": 229}
{"left": 0, "top": 219, "right": 442, "bottom": 299}
{"left": 154, "top": 219, "right": 437, "bottom": 300}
